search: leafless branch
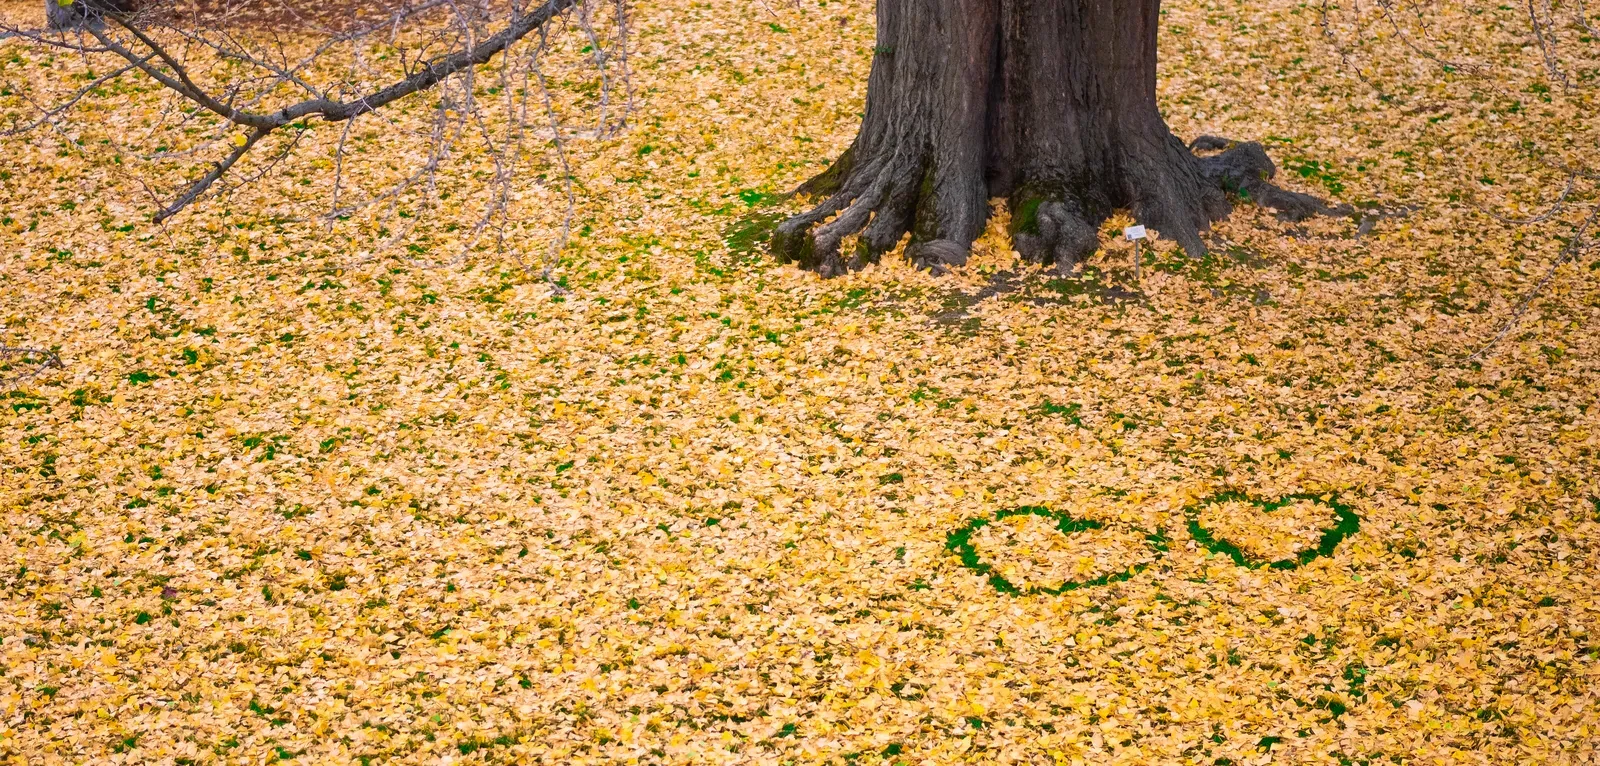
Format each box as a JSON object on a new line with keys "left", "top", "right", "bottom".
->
{"left": 1483, "top": 171, "right": 1582, "bottom": 225}
{"left": 1469, "top": 203, "right": 1599, "bottom": 362}
{"left": 0, "top": 346, "right": 66, "bottom": 391}
{"left": 1524, "top": 0, "right": 1568, "bottom": 89}
{"left": 4, "top": 0, "right": 596, "bottom": 227}
{"left": 529, "top": 25, "right": 574, "bottom": 292}
{"left": 154, "top": 126, "right": 270, "bottom": 222}
{"left": 85, "top": 0, "right": 573, "bottom": 129}
{"left": 1578, "top": 0, "right": 1599, "bottom": 35}
{"left": 1, "top": 59, "right": 146, "bottom": 136}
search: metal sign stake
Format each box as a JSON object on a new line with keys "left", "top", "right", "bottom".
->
{"left": 1123, "top": 224, "right": 1147, "bottom": 295}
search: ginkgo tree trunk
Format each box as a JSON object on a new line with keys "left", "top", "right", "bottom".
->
{"left": 772, "top": 0, "right": 1330, "bottom": 277}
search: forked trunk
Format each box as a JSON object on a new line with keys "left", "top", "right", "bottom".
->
{"left": 774, "top": 0, "right": 1323, "bottom": 276}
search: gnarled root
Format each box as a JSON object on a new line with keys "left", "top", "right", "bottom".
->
{"left": 1192, "top": 136, "right": 1351, "bottom": 221}
{"left": 771, "top": 153, "right": 925, "bottom": 278}
{"left": 1013, "top": 199, "right": 1100, "bottom": 275}
{"left": 774, "top": 134, "right": 1347, "bottom": 279}
{"left": 906, "top": 240, "right": 970, "bottom": 275}
{"left": 1012, "top": 133, "right": 1233, "bottom": 270}
{"left": 772, "top": 142, "right": 987, "bottom": 278}
{"left": 1126, "top": 135, "right": 1234, "bottom": 257}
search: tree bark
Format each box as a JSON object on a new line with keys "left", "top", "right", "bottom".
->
{"left": 774, "top": 0, "right": 1323, "bottom": 277}
{"left": 45, "top": 0, "right": 135, "bottom": 29}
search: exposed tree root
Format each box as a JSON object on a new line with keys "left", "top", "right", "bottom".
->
{"left": 769, "top": 0, "right": 1363, "bottom": 279}
{"left": 771, "top": 149, "right": 922, "bottom": 277}
{"left": 774, "top": 134, "right": 1349, "bottom": 278}
{"left": 772, "top": 143, "right": 985, "bottom": 277}
{"left": 1012, "top": 199, "right": 1101, "bottom": 275}
{"left": 1191, "top": 136, "right": 1356, "bottom": 221}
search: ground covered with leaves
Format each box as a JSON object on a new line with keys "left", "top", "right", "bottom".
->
{"left": 3, "top": 0, "right": 1599, "bottom": 763}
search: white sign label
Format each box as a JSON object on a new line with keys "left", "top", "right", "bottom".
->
{"left": 1123, "top": 225, "right": 1147, "bottom": 241}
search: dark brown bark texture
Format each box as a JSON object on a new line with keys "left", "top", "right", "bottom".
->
{"left": 46, "top": 0, "right": 136, "bottom": 29}
{"left": 773, "top": 0, "right": 1329, "bottom": 276}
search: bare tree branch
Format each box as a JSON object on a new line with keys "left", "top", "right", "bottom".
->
{"left": 154, "top": 125, "right": 270, "bottom": 221}
{"left": 1578, "top": 0, "right": 1599, "bottom": 35}
{"left": 51, "top": 0, "right": 580, "bottom": 220}
{"left": 0, "top": 346, "right": 65, "bottom": 391}
{"left": 0, "top": 0, "right": 620, "bottom": 290}
{"left": 89, "top": 0, "right": 570, "bottom": 129}
{"left": 1, "top": 57, "right": 145, "bottom": 136}
{"left": 1469, "top": 203, "right": 1599, "bottom": 362}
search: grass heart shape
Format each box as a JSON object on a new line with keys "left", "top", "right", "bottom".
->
{"left": 946, "top": 506, "right": 1168, "bottom": 596}
{"left": 1186, "top": 492, "right": 1359, "bottom": 570}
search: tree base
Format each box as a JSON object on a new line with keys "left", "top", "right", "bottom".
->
{"left": 775, "top": 135, "right": 1339, "bottom": 278}
{"left": 770, "top": 0, "right": 1346, "bottom": 278}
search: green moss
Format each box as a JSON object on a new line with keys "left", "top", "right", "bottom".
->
{"left": 1042, "top": 266, "right": 1109, "bottom": 298}
{"left": 795, "top": 145, "right": 855, "bottom": 197}
{"left": 911, "top": 164, "right": 939, "bottom": 243}
{"left": 1012, "top": 196, "right": 1044, "bottom": 235}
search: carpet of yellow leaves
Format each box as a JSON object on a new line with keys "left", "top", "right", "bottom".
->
{"left": 2, "top": 0, "right": 1598, "bottom": 763}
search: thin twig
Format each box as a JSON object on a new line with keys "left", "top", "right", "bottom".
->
{"left": 5, "top": 0, "right": 615, "bottom": 273}
{"left": 0, "top": 346, "right": 66, "bottom": 390}
{"left": 1468, "top": 203, "right": 1599, "bottom": 362}
{"left": 530, "top": 26, "right": 574, "bottom": 293}
{"left": 0, "top": 59, "right": 146, "bottom": 136}
{"left": 1525, "top": 0, "right": 1569, "bottom": 89}
{"left": 1578, "top": 0, "right": 1599, "bottom": 35}
{"left": 1483, "top": 171, "right": 1582, "bottom": 225}
{"left": 154, "top": 126, "right": 270, "bottom": 222}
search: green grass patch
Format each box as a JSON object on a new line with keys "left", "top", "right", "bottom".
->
{"left": 722, "top": 210, "right": 786, "bottom": 258}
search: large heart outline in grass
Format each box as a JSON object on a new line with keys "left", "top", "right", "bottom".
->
{"left": 945, "top": 506, "right": 1169, "bottom": 596}
{"left": 1185, "top": 492, "right": 1360, "bottom": 571}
